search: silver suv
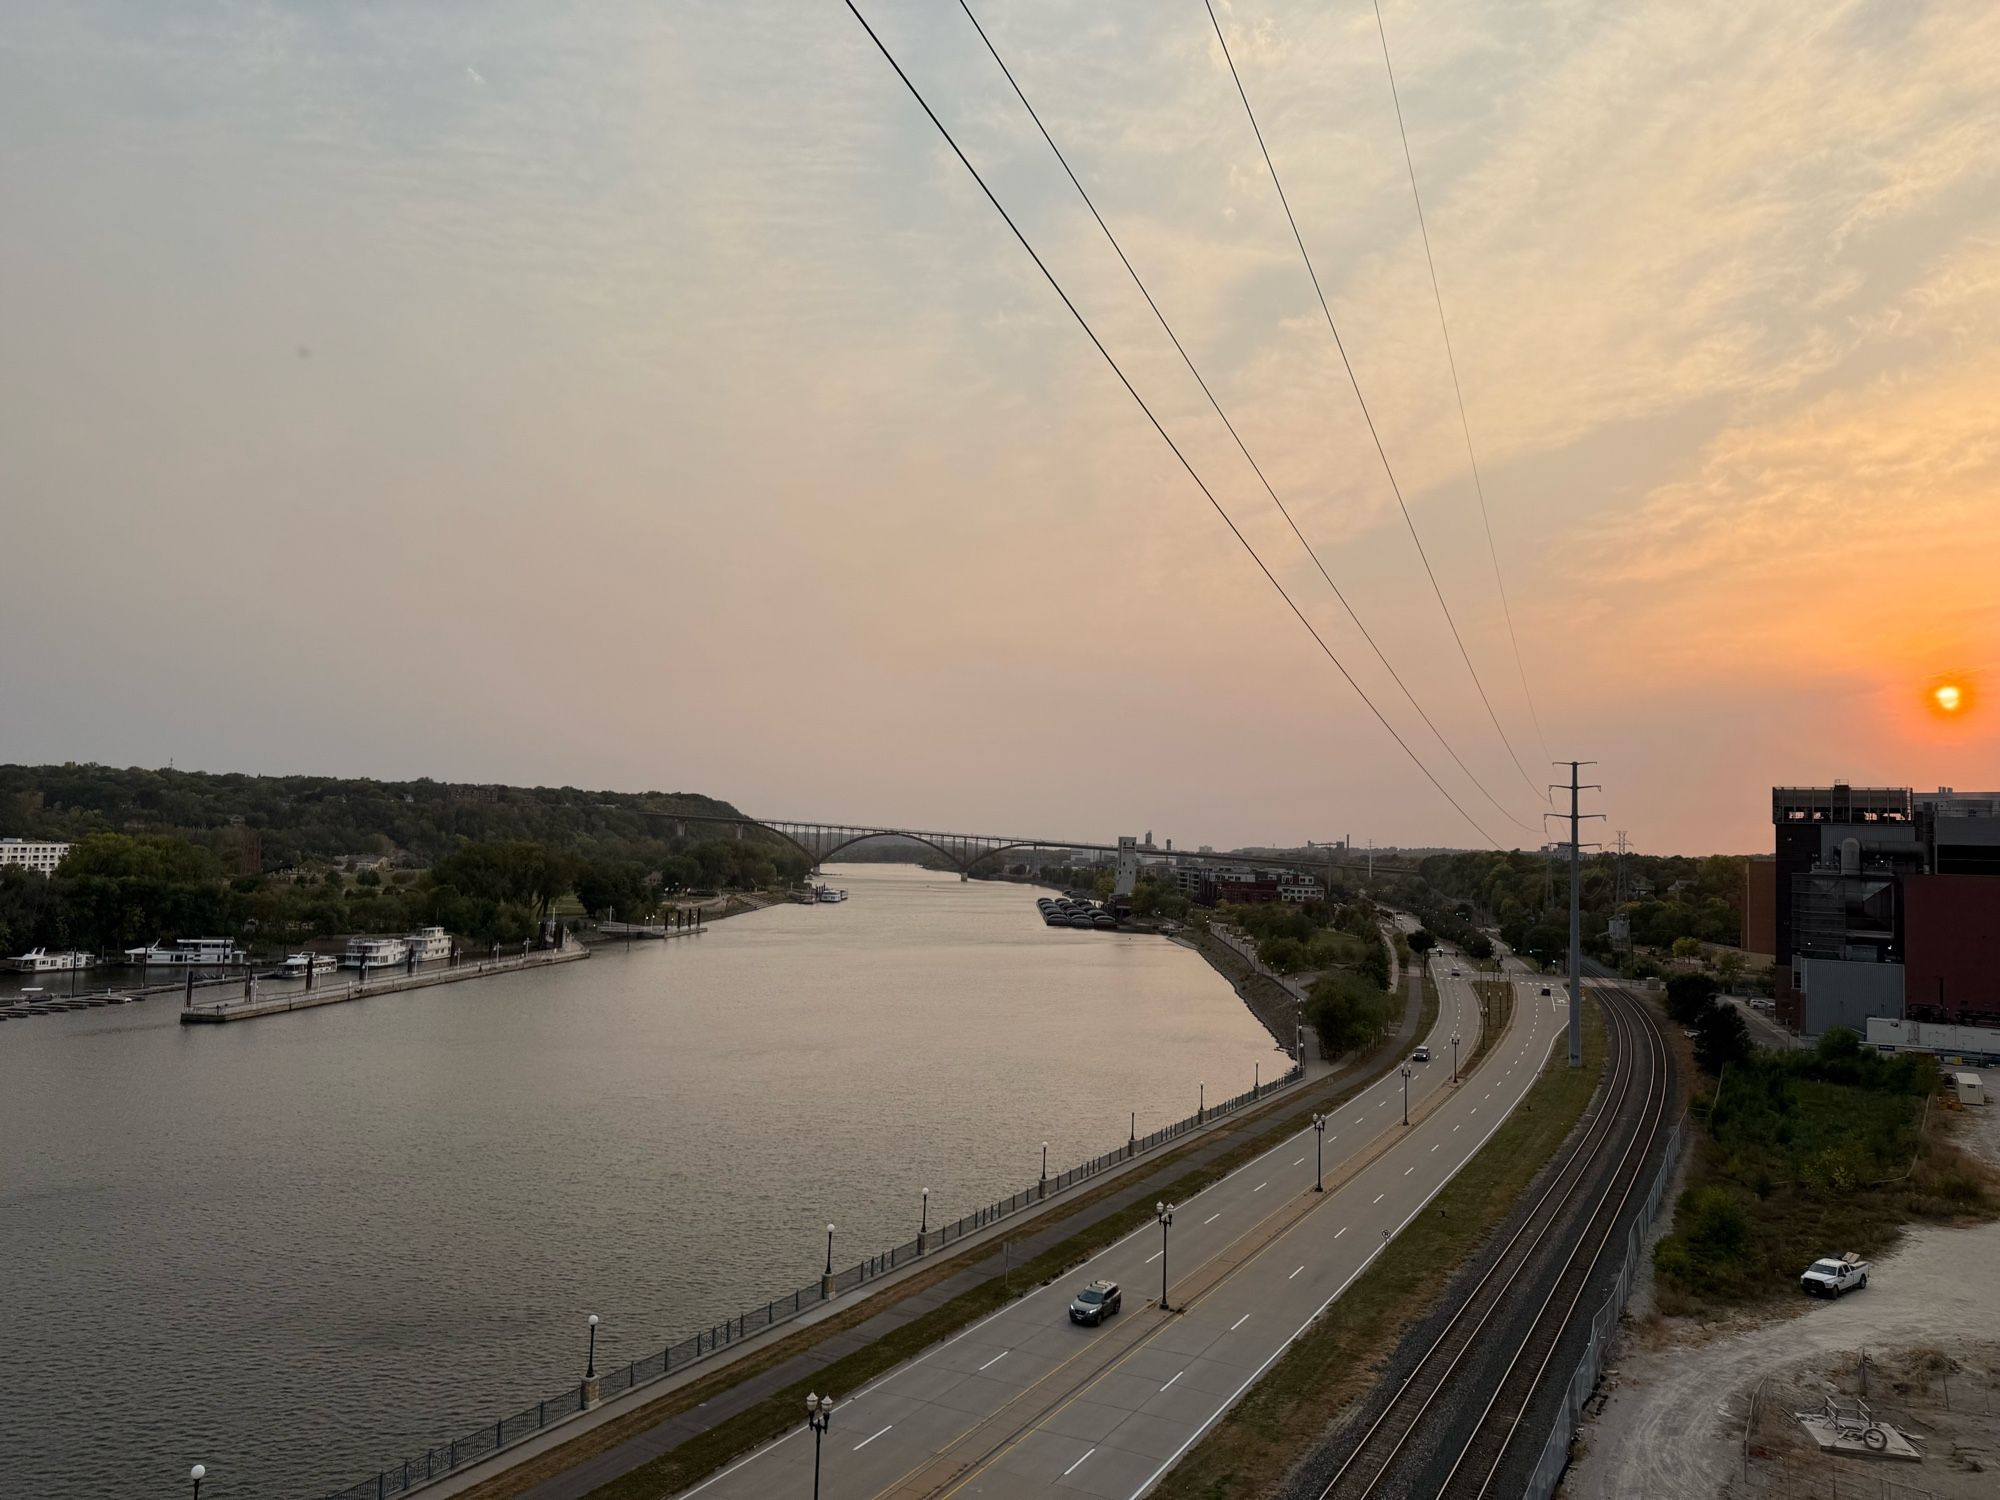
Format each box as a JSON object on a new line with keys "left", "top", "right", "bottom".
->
{"left": 1069, "top": 1278, "right": 1122, "bottom": 1326}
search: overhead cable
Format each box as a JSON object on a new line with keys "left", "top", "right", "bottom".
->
{"left": 1202, "top": 0, "right": 1549, "bottom": 805}
{"left": 1370, "top": 0, "right": 1553, "bottom": 764}
{"left": 836, "top": 0, "right": 1503, "bottom": 849}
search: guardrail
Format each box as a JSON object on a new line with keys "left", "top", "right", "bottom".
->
{"left": 1522, "top": 1109, "right": 1690, "bottom": 1500}
{"left": 317, "top": 1062, "right": 1304, "bottom": 1500}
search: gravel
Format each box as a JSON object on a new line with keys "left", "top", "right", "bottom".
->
{"left": 1559, "top": 1101, "right": 2000, "bottom": 1500}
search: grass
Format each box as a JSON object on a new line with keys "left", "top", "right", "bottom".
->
{"left": 454, "top": 987, "right": 1441, "bottom": 1500}
{"left": 1151, "top": 1002, "right": 1605, "bottom": 1500}
{"left": 1653, "top": 1035, "right": 2000, "bottom": 1312}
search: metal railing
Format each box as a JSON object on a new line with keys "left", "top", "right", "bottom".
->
{"left": 317, "top": 1063, "right": 1302, "bottom": 1499}
{"left": 1522, "top": 1110, "right": 1689, "bottom": 1500}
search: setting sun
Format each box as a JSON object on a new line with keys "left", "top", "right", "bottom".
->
{"left": 1936, "top": 684, "right": 1962, "bottom": 712}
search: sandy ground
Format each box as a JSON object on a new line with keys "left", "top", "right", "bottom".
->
{"left": 1560, "top": 1102, "right": 2000, "bottom": 1500}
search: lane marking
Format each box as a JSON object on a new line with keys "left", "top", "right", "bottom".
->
{"left": 1335, "top": 1226, "right": 1347, "bottom": 1238}
{"left": 1431, "top": 1143, "right": 1440, "bottom": 1152}
{"left": 1254, "top": 1181, "right": 1267, "bottom": 1193}
{"left": 1404, "top": 1167, "right": 1414, "bottom": 1176}
{"left": 1292, "top": 1156, "right": 1305, "bottom": 1166}
{"left": 1289, "top": 1264, "right": 1305, "bottom": 1280}
{"left": 854, "top": 1424, "right": 893, "bottom": 1451}
{"left": 1064, "top": 1447, "right": 1095, "bottom": 1477}
{"left": 1230, "top": 1313, "right": 1250, "bottom": 1330}
{"left": 978, "top": 1350, "right": 1008, "bottom": 1372}
{"left": 1161, "top": 1370, "right": 1183, "bottom": 1391}
{"left": 1203, "top": 1213, "right": 1220, "bottom": 1226}
{"left": 1144, "top": 1251, "right": 1162, "bottom": 1264}
{"left": 1372, "top": 1193, "right": 1384, "bottom": 1204}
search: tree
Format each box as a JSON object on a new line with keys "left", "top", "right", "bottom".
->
{"left": 1693, "top": 1001, "right": 1753, "bottom": 1074}
{"left": 1671, "top": 935, "right": 1703, "bottom": 961}
{"left": 1307, "top": 970, "right": 1391, "bottom": 1058}
{"left": 1408, "top": 928, "right": 1436, "bottom": 956}
{"left": 1664, "top": 972, "right": 1720, "bottom": 1026}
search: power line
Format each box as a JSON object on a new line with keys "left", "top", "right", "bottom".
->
{"left": 1201, "top": 0, "right": 1548, "bottom": 806}
{"left": 835, "top": 0, "right": 1503, "bottom": 849}
{"left": 1370, "top": 0, "right": 1552, "bottom": 765}
{"left": 954, "top": 0, "right": 1537, "bottom": 836}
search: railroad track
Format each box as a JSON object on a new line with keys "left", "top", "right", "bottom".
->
{"left": 1313, "top": 980, "right": 1670, "bottom": 1500}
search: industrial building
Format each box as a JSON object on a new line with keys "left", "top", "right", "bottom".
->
{"left": 0, "top": 837, "right": 71, "bottom": 877}
{"left": 1765, "top": 785, "right": 2000, "bottom": 1035}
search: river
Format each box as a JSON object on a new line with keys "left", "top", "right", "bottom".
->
{"left": 0, "top": 864, "right": 1279, "bottom": 1498}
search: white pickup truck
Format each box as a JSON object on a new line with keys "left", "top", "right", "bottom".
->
{"left": 1801, "top": 1253, "right": 1870, "bottom": 1298}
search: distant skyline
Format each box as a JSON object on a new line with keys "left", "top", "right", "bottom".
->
{"left": 4, "top": 1, "right": 1995, "bottom": 856}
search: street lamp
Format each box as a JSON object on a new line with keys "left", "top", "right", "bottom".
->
{"left": 190, "top": 1464, "right": 205, "bottom": 1499}
{"left": 806, "top": 1391, "right": 835, "bottom": 1500}
{"left": 1198, "top": 1081, "right": 1205, "bottom": 1121}
{"left": 586, "top": 1313, "right": 598, "bottom": 1379}
{"left": 825, "top": 1223, "right": 836, "bottom": 1276}
{"left": 1041, "top": 1140, "right": 1049, "bottom": 1184}
{"left": 1400, "top": 1064, "right": 1412, "bottom": 1126}
{"left": 920, "top": 1187, "right": 929, "bottom": 1241}
{"left": 1155, "top": 1201, "right": 1176, "bottom": 1311}
{"left": 1312, "top": 1113, "right": 1326, "bottom": 1192}
{"left": 1451, "top": 1033, "right": 1461, "bottom": 1085}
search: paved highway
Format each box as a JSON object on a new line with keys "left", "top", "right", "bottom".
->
{"left": 674, "top": 956, "right": 1568, "bottom": 1500}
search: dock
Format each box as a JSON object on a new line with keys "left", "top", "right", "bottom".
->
{"left": 179, "top": 947, "right": 590, "bottom": 1024}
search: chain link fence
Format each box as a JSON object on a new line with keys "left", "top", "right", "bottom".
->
{"left": 318, "top": 1063, "right": 1302, "bottom": 1499}
{"left": 1521, "top": 1109, "right": 1689, "bottom": 1500}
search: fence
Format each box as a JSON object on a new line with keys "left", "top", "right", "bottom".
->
{"left": 1521, "top": 1109, "right": 1690, "bottom": 1500}
{"left": 317, "top": 1062, "right": 1302, "bottom": 1500}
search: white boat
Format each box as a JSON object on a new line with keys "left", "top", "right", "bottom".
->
{"left": 125, "top": 938, "right": 245, "bottom": 966}
{"left": 275, "top": 953, "right": 339, "bottom": 980}
{"left": 405, "top": 926, "right": 452, "bottom": 963}
{"left": 817, "top": 888, "right": 848, "bottom": 903}
{"left": 341, "top": 936, "right": 410, "bottom": 969}
{"left": 4, "top": 948, "right": 95, "bottom": 973}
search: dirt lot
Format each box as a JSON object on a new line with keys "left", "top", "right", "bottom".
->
{"left": 1560, "top": 1102, "right": 2000, "bottom": 1500}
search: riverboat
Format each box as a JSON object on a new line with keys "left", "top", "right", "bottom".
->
{"left": 341, "top": 936, "right": 410, "bottom": 969}
{"left": 4, "top": 948, "right": 95, "bottom": 972}
{"left": 405, "top": 926, "right": 452, "bottom": 963}
{"left": 817, "top": 887, "right": 849, "bottom": 903}
{"left": 274, "top": 953, "right": 339, "bottom": 980}
{"left": 124, "top": 938, "right": 246, "bottom": 966}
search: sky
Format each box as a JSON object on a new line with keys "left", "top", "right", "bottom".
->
{"left": 3, "top": 1, "right": 1996, "bottom": 857}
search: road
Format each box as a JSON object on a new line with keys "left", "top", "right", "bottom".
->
{"left": 673, "top": 957, "right": 1566, "bottom": 1500}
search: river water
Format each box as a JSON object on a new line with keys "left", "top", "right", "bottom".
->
{"left": 0, "top": 864, "right": 1277, "bottom": 1498}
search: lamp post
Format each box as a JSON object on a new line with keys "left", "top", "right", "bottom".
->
{"left": 1254, "top": 1061, "right": 1260, "bottom": 1096}
{"left": 806, "top": 1392, "right": 835, "bottom": 1500}
{"left": 1198, "top": 1081, "right": 1205, "bottom": 1122}
{"left": 825, "top": 1223, "right": 835, "bottom": 1277}
{"left": 1155, "top": 1201, "right": 1175, "bottom": 1311}
{"left": 1400, "top": 1064, "right": 1412, "bottom": 1126}
{"left": 190, "top": 1464, "right": 205, "bottom": 1499}
{"left": 1312, "top": 1113, "right": 1326, "bottom": 1192}
{"left": 1040, "top": 1140, "right": 1048, "bottom": 1198}
{"left": 586, "top": 1313, "right": 598, "bottom": 1379}
{"left": 920, "top": 1187, "right": 929, "bottom": 1247}
{"left": 1451, "top": 1032, "right": 1461, "bottom": 1085}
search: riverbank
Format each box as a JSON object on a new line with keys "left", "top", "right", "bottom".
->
{"left": 179, "top": 946, "right": 590, "bottom": 1023}
{"left": 1175, "top": 927, "right": 1302, "bottom": 1056}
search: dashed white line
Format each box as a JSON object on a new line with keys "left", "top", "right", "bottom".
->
{"left": 1145, "top": 1251, "right": 1162, "bottom": 1264}
{"left": 1404, "top": 1166, "right": 1414, "bottom": 1176}
{"left": 1230, "top": 1313, "right": 1250, "bottom": 1331}
{"left": 1431, "top": 1143, "right": 1440, "bottom": 1152}
{"left": 1064, "top": 1447, "right": 1095, "bottom": 1476}
{"left": 1289, "top": 1264, "right": 1305, "bottom": 1280}
{"left": 1335, "top": 1226, "right": 1347, "bottom": 1238}
{"left": 978, "top": 1350, "right": 1008, "bottom": 1372}
{"left": 853, "top": 1425, "right": 892, "bottom": 1451}
{"left": 1293, "top": 1156, "right": 1305, "bottom": 1166}
{"left": 1203, "top": 1213, "right": 1220, "bottom": 1226}
{"left": 1161, "top": 1370, "right": 1184, "bottom": 1391}
{"left": 1372, "top": 1193, "right": 1385, "bottom": 1205}
{"left": 1254, "top": 1181, "right": 1267, "bottom": 1193}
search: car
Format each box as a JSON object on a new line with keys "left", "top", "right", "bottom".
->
{"left": 1541, "top": 986, "right": 1552, "bottom": 997}
{"left": 1450, "top": 969, "right": 1461, "bottom": 978}
{"left": 1412, "top": 1046, "right": 1430, "bottom": 1062}
{"left": 1069, "top": 1279, "right": 1122, "bottom": 1325}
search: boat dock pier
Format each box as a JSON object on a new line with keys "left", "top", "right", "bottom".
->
{"left": 179, "top": 947, "right": 590, "bottom": 1025}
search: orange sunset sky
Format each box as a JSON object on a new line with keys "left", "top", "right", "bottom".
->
{"left": 3, "top": 1, "right": 1996, "bottom": 854}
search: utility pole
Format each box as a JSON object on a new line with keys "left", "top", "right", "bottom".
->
{"left": 1551, "top": 761, "right": 1603, "bottom": 1070}
{"left": 1614, "top": 830, "right": 1630, "bottom": 906}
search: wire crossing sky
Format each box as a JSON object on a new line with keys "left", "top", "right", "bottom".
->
{"left": 956, "top": 0, "right": 1540, "bottom": 836}
{"left": 836, "top": 0, "right": 1507, "bottom": 848}
{"left": 1203, "top": 0, "right": 1551, "bottom": 806}
{"left": 1370, "top": 0, "right": 1554, "bottom": 769}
